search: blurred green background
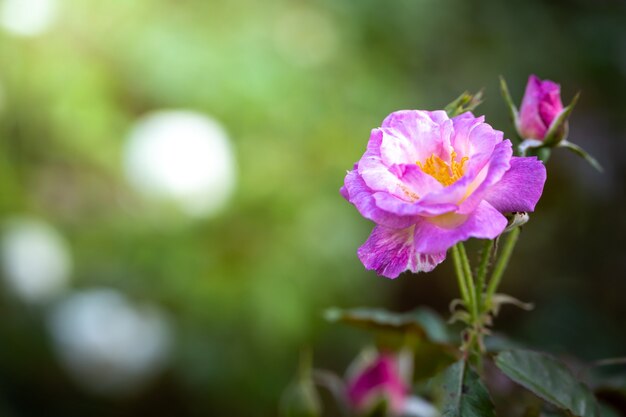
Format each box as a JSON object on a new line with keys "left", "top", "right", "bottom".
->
{"left": 0, "top": 0, "right": 624, "bottom": 415}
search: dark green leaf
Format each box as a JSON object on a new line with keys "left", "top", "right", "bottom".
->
{"left": 324, "top": 307, "right": 453, "bottom": 344}
{"left": 441, "top": 360, "right": 495, "bottom": 417}
{"left": 484, "top": 332, "right": 526, "bottom": 353}
{"left": 325, "top": 308, "right": 459, "bottom": 383}
{"left": 541, "top": 411, "right": 566, "bottom": 417}
{"left": 495, "top": 349, "right": 600, "bottom": 417}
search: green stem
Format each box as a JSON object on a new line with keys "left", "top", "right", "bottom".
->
{"left": 451, "top": 245, "right": 471, "bottom": 310}
{"left": 452, "top": 243, "right": 478, "bottom": 325}
{"left": 485, "top": 227, "right": 520, "bottom": 306}
{"left": 476, "top": 239, "right": 495, "bottom": 312}
{"left": 456, "top": 243, "right": 479, "bottom": 322}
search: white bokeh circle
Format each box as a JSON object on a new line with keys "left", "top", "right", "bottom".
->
{"left": 123, "top": 110, "right": 237, "bottom": 217}
{"left": 1, "top": 217, "right": 71, "bottom": 304}
{"left": 0, "top": 0, "right": 57, "bottom": 37}
{"left": 48, "top": 288, "right": 172, "bottom": 395}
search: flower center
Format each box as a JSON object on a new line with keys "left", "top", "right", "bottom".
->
{"left": 417, "top": 151, "right": 468, "bottom": 186}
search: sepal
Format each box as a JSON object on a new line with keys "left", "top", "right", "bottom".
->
{"left": 500, "top": 76, "right": 519, "bottom": 132}
{"left": 487, "top": 293, "right": 534, "bottom": 317}
{"left": 504, "top": 212, "right": 529, "bottom": 233}
{"left": 559, "top": 140, "right": 603, "bottom": 172}
{"left": 444, "top": 90, "right": 484, "bottom": 117}
{"left": 542, "top": 92, "right": 580, "bottom": 146}
{"left": 518, "top": 138, "right": 544, "bottom": 155}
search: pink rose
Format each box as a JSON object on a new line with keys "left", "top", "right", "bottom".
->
{"left": 517, "top": 74, "right": 564, "bottom": 140}
{"left": 341, "top": 110, "right": 546, "bottom": 278}
{"left": 346, "top": 353, "right": 407, "bottom": 416}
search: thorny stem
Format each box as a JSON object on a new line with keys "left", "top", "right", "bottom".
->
{"left": 452, "top": 136, "right": 549, "bottom": 368}
{"left": 481, "top": 142, "right": 551, "bottom": 312}
{"left": 476, "top": 239, "right": 495, "bottom": 312}
{"left": 457, "top": 243, "right": 478, "bottom": 322}
{"left": 451, "top": 244, "right": 471, "bottom": 313}
{"left": 453, "top": 235, "right": 522, "bottom": 367}
{"left": 452, "top": 243, "right": 483, "bottom": 363}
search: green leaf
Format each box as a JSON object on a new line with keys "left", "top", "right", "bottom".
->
{"left": 484, "top": 332, "right": 526, "bottom": 353}
{"left": 324, "top": 307, "right": 453, "bottom": 344}
{"left": 440, "top": 360, "right": 495, "bottom": 417}
{"left": 559, "top": 141, "right": 603, "bottom": 172}
{"left": 326, "top": 308, "right": 458, "bottom": 383}
{"left": 542, "top": 411, "right": 566, "bottom": 417}
{"left": 495, "top": 349, "right": 600, "bottom": 417}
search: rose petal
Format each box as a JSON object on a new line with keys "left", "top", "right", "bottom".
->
{"left": 518, "top": 74, "right": 564, "bottom": 140}
{"left": 484, "top": 156, "right": 547, "bottom": 213}
{"left": 358, "top": 129, "right": 403, "bottom": 194}
{"left": 357, "top": 225, "right": 446, "bottom": 278}
{"left": 379, "top": 129, "right": 419, "bottom": 166}
{"left": 347, "top": 354, "right": 407, "bottom": 414}
{"left": 458, "top": 140, "right": 513, "bottom": 214}
{"left": 381, "top": 110, "right": 447, "bottom": 163}
{"left": 342, "top": 168, "right": 415, "bottom": 229}
{"left": 450, "top": 112, "right": 485, "bottom": 159}
{"left": 465, "top": 123, "right": 504, "bottom": 175}
{"left": 413, "top": 201, "right": 508, "bottom": 253}
{"left": 373, "top": 192, "right": 457, "bottom": 217}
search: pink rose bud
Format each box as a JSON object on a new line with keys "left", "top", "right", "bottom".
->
{"left": 347, "top": 354, "right": 407, "bottom": 416}
{"left": 517, "top": 74, "right": 564, "bottom": 140}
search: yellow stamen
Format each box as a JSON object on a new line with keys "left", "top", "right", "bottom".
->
{"left": 417, "top": 151, "right": 469, "bottom": 186}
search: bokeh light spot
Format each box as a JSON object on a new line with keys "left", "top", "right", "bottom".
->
{"left": 1, "top": 217, "right": 71, "bottom": 304}
{"left": 0, "top": 0, "right": 57, "bottom": 37}
{"left": 48, "top": 289, "right": 172, "bottom": 395}
{"left": 123, "top": 110, "right": 237, "bottom": 218}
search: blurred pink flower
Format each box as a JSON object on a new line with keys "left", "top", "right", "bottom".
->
{"left": 341, "top": 110, "right": 546, "bottom": 278}
{"left": 518, "top": 74, "right": 564, "bottom": 140}
{"left": 347, "top": 353, "right": 407, "bottom": 416}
